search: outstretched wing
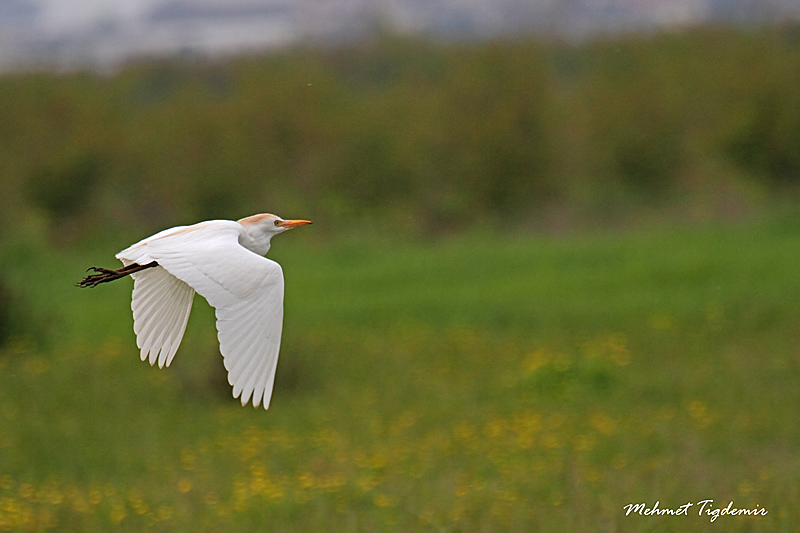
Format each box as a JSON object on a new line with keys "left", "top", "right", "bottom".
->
{"left": 130, "top": 266, "right": 195, "bottom": 369}
{"left": 142, "top": 221, "right": 284, "bottom": 410}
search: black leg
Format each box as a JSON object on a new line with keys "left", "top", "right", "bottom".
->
{"left": 78, "top": 261, "right": 159, "bottom": 288}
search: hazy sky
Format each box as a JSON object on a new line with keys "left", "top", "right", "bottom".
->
{"left": 35, "top": 0, "right": 159, "bottom": 32}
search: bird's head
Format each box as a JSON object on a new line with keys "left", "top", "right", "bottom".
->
{"left": 239, "top": 213, "right": 312, "bottom": 234}
{"left": 237, "top": 213, "right": 312, "bottom": 255}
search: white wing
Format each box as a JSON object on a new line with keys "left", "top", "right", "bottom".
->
{"left": 130, "top": 266, "right": 195, "bottom": 369}
{"left": 138, "top": 221, "right": 284, "bottom": 410}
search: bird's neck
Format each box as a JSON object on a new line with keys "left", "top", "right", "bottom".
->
{"left": 238, "top": 226, "right": 272, "bottom": 256}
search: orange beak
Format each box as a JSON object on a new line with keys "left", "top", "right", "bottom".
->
{"left": 277, "top": 219, "right": 312, "bottom": 228}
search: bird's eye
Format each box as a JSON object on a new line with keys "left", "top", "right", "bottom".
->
{"left": 274, "top": 220, "right": 281, "bottom": 227}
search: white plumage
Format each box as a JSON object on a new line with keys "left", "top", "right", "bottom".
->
{"left": 109, "top": 214, "right": 311, "bottom": 410}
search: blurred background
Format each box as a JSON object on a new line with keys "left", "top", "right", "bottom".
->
{"left": 1, "top": 0, "right": 800, "bottom": 531}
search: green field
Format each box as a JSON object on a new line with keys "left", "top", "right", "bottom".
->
{"left": 1, "top": 213, "right": 799, "bottom": 531}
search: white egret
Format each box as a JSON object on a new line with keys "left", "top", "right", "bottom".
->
{"left": 79, "top": 214, "right": 312, "bottom": 410}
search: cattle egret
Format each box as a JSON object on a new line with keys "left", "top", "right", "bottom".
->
{"left": 79, "top": 214, "right": 312, "bottom": 410}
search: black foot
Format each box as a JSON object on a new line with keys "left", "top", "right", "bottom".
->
{"left": 87, "top": 266, "right": 117, "bottom": 275}
{"left": 78, "top": 268, "right": 119, "bottom": 288}
{"left": 77, "top": 261, "right": 159, "bottom": 288}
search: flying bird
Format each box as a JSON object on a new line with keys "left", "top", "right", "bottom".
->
{"left": 79, "top": 214, "right": 312, "bottom": 410}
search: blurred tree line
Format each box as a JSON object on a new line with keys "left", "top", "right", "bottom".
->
{"left": 0, "top": 26, "right": 799, "bottom": 243}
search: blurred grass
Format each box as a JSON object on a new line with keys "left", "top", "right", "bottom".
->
{"left": 1, "top": 212, "right": 799, "bottom": 530}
